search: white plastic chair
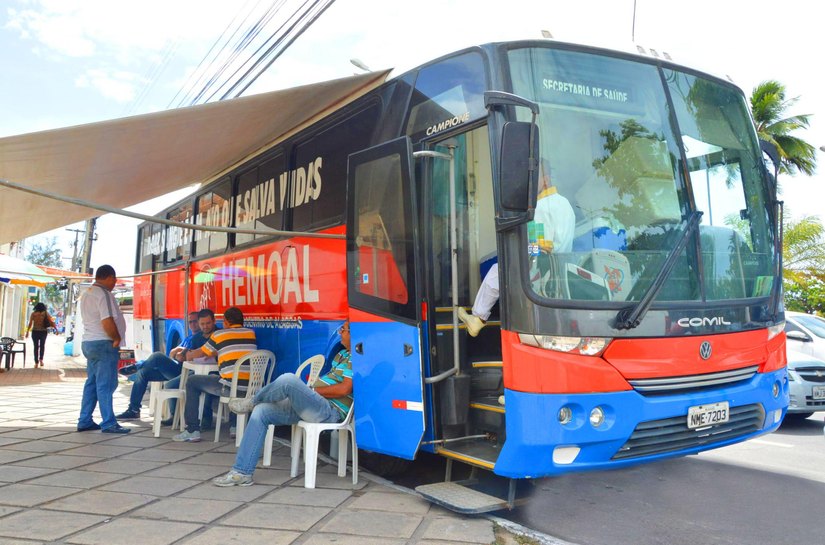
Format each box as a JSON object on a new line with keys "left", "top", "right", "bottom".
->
{"left": 262, "top": 354, "right": 325, "bottom": 466}
{"left": 214, "top": 350, "right": 274, "bottom": 445}
{"left": 291, "top": 402, "right": 357, "bottom": 489}
{"left": 150, "top": 370, "right": 189, "bottom": 437}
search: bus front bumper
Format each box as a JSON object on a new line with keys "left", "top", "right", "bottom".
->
{"left": 493, "top": 368, "right": 788, "bottom": 479}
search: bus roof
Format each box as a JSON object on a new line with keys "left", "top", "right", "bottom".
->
{"left": 0, "top": 70, "right": 389, "bottom": 244}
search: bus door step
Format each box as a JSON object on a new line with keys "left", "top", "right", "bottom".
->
{"left": 415, "top": 481, "right": 511, "bottom": 514}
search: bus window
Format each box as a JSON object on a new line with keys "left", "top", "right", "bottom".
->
{"left": 194, "top": 178, "right": 231, "bottom": 257}
{"left": 235, "top": 153, "right": 285, "bottom": 246}
{"left": 292, "top": 102, "right": 381, "bottom": 232}
{"left": 405, "top": 52, "right": 487, "bottom": 142}
{"left": 164, "top": 202, "right": 193, "bottom": 264}
{"left": 137, "top": 224, "right": 157, "bottom": 273}
{"left": 351, "top": 153, "right": 412, "bottom": 307}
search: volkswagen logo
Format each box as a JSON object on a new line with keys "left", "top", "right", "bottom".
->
{"left": 699, "top": 341, "right": 712, "bottom": 360}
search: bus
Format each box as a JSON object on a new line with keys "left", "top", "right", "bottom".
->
{"left": 134, "top": 39, "right": 788, "bottom": 513}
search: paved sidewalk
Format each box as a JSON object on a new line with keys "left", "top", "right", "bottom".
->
{"left": 0, "top": 335, "right": 509, "bottom": 545}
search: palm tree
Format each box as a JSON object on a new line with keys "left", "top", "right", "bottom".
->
{"left": 750, "top": 80, "right": 817, "bottom": 176}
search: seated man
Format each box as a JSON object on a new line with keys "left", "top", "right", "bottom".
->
{"left": 173, "top": 306, "right": 257, "bottom": 443}
{"left": 458, "top": 160, "right": 574, "bottom": 336}
{"left": 212, "top": 322, "right": 352, "bottom": 487}
{"left": 117, "top": 309, "right": 217, "bottom": 421}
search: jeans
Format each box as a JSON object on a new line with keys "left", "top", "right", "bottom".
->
{"left": 127, "top": 352, "right": 182, "bottom": 412}
{"left": 79, "top": 340, "right": 120, "bottom": 430}
{"left": 184, "top": 374, "right": 231, "bottom": 432}
{"left": 233, "top": 374, "right": 340, "bottom": 475}
{"left": 31, "top": 330, "right": 48, "bottom": 362}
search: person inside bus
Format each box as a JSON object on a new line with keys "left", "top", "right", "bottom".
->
{"left": 26, "top": 302, "right": 55, "bottom": 368}
{"left": 211, "top": 322, "right": 352, "bottom": 487}
{"left": 458, "top": 160, "right": 575, "bottom": 336}
{"left": 116, "top": 309, "right": 218, "bottom": 423}
{"left": 173, "top": 306, "right": 257, "bottom": 443}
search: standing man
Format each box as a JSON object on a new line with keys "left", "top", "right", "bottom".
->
{"left": 77, "top": 265, "right": 130, "bottom": 434}
{"left": 116, "top": 309, "right": 218, "bottom": 421}
{"left": 173, "top": 306, "right": 256, "bottom": 443}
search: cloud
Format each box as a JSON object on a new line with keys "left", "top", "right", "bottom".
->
{"left": 75, "top": 69, "right": 140, "bottom": 103}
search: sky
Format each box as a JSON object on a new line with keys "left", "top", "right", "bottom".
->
{"left": 1, "top": 0, "right": 824, "bottom": 276}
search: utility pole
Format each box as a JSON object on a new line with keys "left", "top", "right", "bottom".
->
{"left": 80, "top": 218, "right": 98, "bottom": 275}
{"left": 66, "top": 228, "right": 84, "bottom": 272}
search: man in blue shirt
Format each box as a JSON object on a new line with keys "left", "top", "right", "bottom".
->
{"left": 117, "top": 309, "right": 217, "bottom": 420}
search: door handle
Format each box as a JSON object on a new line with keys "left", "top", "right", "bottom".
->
{"left": 404, "top": 343, "right": 413, "bottom": 356}
{"left": 355, "top": 342, "right": 363, "bottom": 355}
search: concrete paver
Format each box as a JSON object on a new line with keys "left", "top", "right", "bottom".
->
{"left": 0, "top": 334, "right": 512, "bottom": 544}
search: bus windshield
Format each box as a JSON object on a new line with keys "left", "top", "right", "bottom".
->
{"left": 507, "top": 46, "right": 776, "bottom": 305}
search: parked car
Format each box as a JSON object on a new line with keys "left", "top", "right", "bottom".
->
{"left": 784, "top": 311, "right": 825, "bottom": 361}
{"left": 785, "top": 348, "right": 825, "bottom": 420}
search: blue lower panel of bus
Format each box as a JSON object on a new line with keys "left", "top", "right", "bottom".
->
{"left": 494, "top": 368, "right": 788, "bottom": 479}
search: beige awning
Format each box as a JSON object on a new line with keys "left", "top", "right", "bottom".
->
{"left": 0, "top": 70, "right": 390, "bottom": 244}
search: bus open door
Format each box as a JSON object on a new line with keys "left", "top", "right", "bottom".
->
{"left": 346, "top": 137, "right": 426, "bottom": 460}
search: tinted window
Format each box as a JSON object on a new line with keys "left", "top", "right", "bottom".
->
{"left": 794, "top": 315, "right": 825, "bottom": 338}
{"left": 194, "top": 178, "right": 232, "bottom": 256}
{"left": 292, "top": 103, "right": 381, "bottom": 232}
{"left": 165, "top": 202, "right": 193, "bottom": 264}
{"left": 235, "top": 153, "right": 286, "bottom": 246}
{"left": 347, "top": 138, "right": 418, "bottom": 321}
{"left": 405, "top": 52, "right": 487, "bottom": 141}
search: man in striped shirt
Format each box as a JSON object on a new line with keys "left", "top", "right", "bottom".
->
{"left": 173, "top": 306, "right": 257, "bottom": 443}
{"left": 212, "top": 322, "right": 352, "bottom": 487}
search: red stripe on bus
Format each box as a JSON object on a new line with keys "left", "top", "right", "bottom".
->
{"left": 348, "top": 308, "right": 394, "bottom": 323}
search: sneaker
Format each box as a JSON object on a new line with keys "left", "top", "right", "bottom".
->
{"left": 116, "top": 409, "right": 141, "bottom": 420}
{"left": 77, "top": 422, "right": 101, "bottom": 432}
{"left": 229, "top": 426, "right": 236, "bottom": 439}
{"left": 457, "top": 307, "right": 486, "bottom": 337}
{"left": 212, "top": 469, "right": 253, "bottom": 487}
{"left": 160, "top": 418, "right": 174, "bottom": 427}
{"left": 229, "top": 397, "right": 255, "bottom": 414}
{"left": 173, "top": 430, "right": 201, "bottom": 442}
{"left": 102, "top": 424, "right": 131, "bottom": 434}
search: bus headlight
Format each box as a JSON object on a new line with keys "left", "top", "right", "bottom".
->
{"left": 767, "top": 322, "right": 784, "bottom": 340}
{"left": 519, "top": 334, "right": 611, "bottom": 356}
{"left": 590, "top": 406, "right": 605, "bottom": 427}
{"left": 558, "top": 406, "right": 573, "bottom": 425}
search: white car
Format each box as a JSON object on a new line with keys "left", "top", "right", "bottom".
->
{"left": 785, "top": 349, "right": 825, "bottom": 420}
{"left": 784, "top": 311, "right": 825, "bottom": 361}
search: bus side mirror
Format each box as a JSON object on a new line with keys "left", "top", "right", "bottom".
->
{"left": 786, "top": 330, "right": 812, "bottom": 343}
{"left": 500, "top": 121, "right": 539, "bottom": 212}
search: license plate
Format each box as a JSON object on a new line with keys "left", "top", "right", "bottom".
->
{"left": 687, "top": 401, "right": 729, "bottom": 429}
{"left": 814, "top": 386, "right": 825, "bottom": 399}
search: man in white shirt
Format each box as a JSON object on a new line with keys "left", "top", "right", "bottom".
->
{"left": 458, "top": 160, "right": 575, "bottom": 336}
{"left": 77, "top": 265, "right": 130, "bottom": 434}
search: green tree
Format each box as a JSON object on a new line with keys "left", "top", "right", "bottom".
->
{"left": 750, "top": 80, "right": 817, "bottom": 176}
{"left": 781, "top": 216, "right": 825, "bottom": 314}
{"left": 26, "top": 238, "right": 64, "bottom": 309}
{"left": 26, "top": 237, "right": 63, "bottom": 268}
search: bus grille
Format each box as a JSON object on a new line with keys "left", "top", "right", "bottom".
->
{"left": 627, "top": 366, "right": 759, "bottom": 395}
{"left": 612, "top": 403, "right": 764, "bottom": 460}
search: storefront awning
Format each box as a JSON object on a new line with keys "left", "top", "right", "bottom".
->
{"left": 0, "top": 254, "right": 56, "bottom": 287}
{"left": 0, "top": 70, "right": 390, "bottom": 244}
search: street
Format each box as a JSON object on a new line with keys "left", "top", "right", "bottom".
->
{"left": 503, "top": 414, "right": 825, "bottom": 545}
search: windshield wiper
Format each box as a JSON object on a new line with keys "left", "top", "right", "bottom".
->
{"left": 614, "top": 211, "right": 703, "bottom": 330}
